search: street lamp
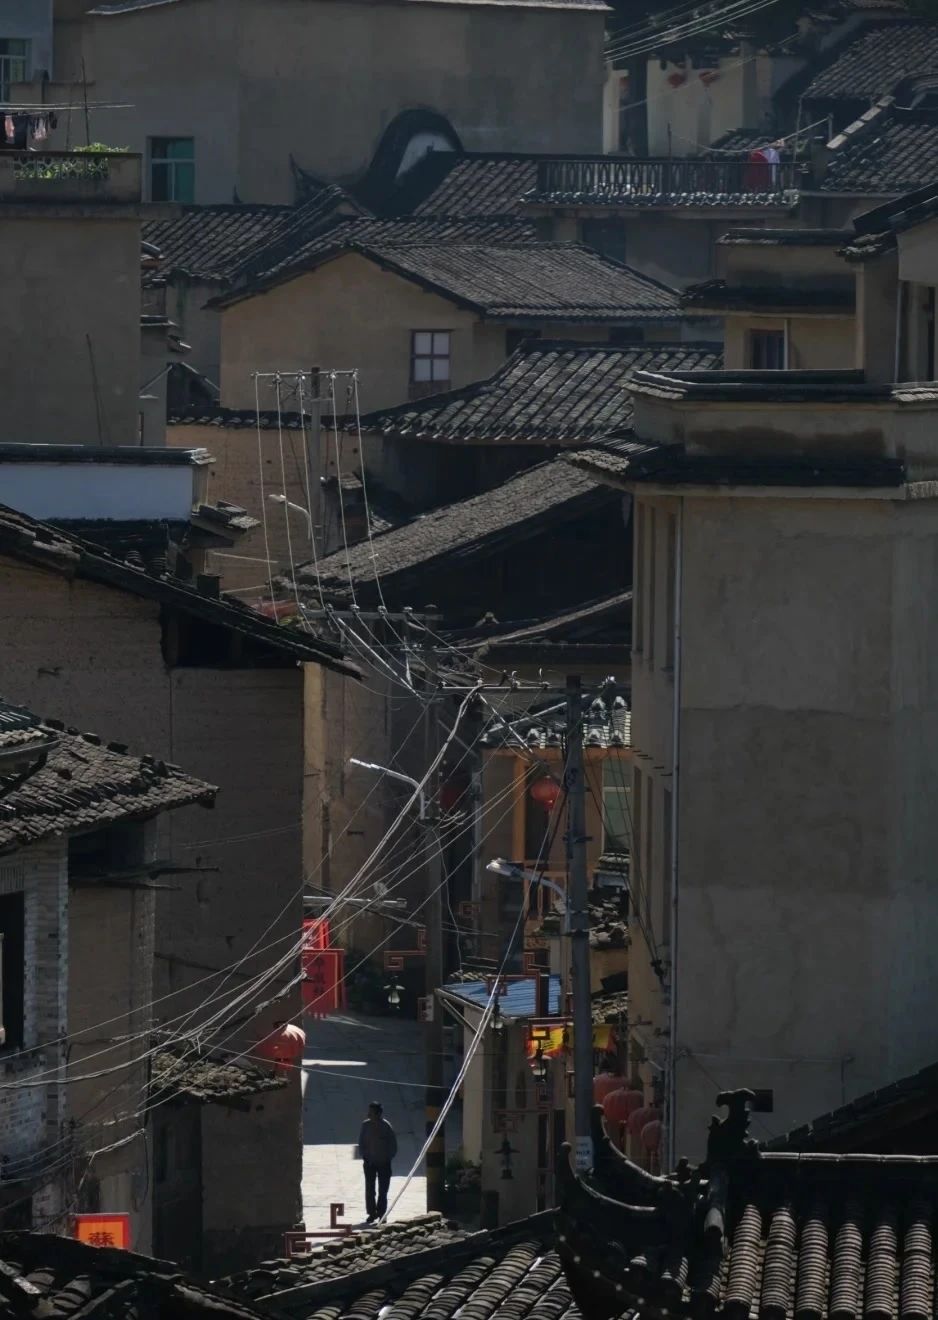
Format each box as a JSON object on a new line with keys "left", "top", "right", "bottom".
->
{"left": 485, "top": 858, "right": 568, "bottom": 932}
{"left": 267, "top": 493, "right": 312, "bottom": 528}
{"left": 349, "top": 758, "right": 426, "bottom": 821}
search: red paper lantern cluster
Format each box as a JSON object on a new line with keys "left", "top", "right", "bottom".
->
{"left": 641, "top": 1119, "right": 663, "bottom": 1152}
{"left": 627, "top": 1103, "right": 661, "bottom": 1137}
{"left": 603, "top": 1087, "right": 645, "bottom": 1126}
{"left": 592, "top": 1072, "right": 623, "bottom": 1105}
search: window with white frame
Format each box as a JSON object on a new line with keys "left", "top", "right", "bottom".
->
{"left": 0, "top": 39, "right": 30, "bottom": 103}
{"left": 411, "top": 331, "right": 451, "bottom": 387}
{"left": 149, "top": 137, "right": 195, "bottom": 203}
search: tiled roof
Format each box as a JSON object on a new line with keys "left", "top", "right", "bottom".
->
{"left": 0, "top": 704, "right": 55, "bottom": 756}
{"left": 168, "top": 406, "right": 316, "bottom": 430}
{"left": 391, "top": 153, "right": 540, "bottom": 218}
{"left": 0, "top": 701, "right": 215, "bottom": 856}
{"left": 224, "top": 1214, "right": 579, "bottom": 1320}
{"left": 820, "top": 104, "right": 938, "bottom": 193}
{"left": 286, "top": 460, "right": 609, "bottom": 605}
{"left": 467, "top": 590, "right": 632, "bottom": 652}
{"left": 681, "top": 279, "right": 854, "bottom": 313}
{"left": 717, "top": 228, "right": 850, "bottom": 246}
{"left": 361, "top": 342, "right": 721, "bottom": 445}
{"left": 0, "top": 1231, "right": 266, "bottom": 1319}
{"left": 567, "top": 440, "right": 907, "bottom": 488}
{"left": 804, "top": 21, "right": 938, "bottom": 101}
{"left": 559, "top": 1093, "right": 938, "bottom": 1320}
{"left": 225, "top": 1215, "right": 471, "bottom": 1296}
{"left": 0, "top": 505, "right": 358, "bottom": 677}
{"left": 346, "top": 244, "right": 681, "bottom": 322}
{"left": 591, "top": 986, "right": 629, "bottom": 1021}
{"left": 143, "top": 187, "right": 364, "bottom": 284}
{"left": 151, "top": 1045, "right": 288, "bottom": 1104}
{"left": 587, "top": 892, "right": 630, "bottom": 950}
{"left": 843, "top": 181, "right": 938, "bottom": 259}
{"left": 767, "top": 1059, "right": 938, "bottom": 1152}
{"left": 217, "top": 216, "right": 538, "bottom": 303}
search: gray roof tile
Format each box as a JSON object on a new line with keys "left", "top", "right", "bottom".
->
{"left": 362, "top": 341, "right": 721, "bottom": 445}
{"left": 0, "top": 701, "right": 215, "bottom": 855}
{"left": 804, "top": 20, "right": 938, "bottom": 100}
{"left": 352, "top": 245, "right": 681, "bottom": 322}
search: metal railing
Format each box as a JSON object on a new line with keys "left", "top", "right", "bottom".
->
{"left": 0, "top": 150, "right": 141, "bottom": 202}
{"left": 533, "top": 156, "right": 802, "bottom": 204}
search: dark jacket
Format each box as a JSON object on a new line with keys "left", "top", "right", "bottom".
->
{"left": 358, "top": 1116, "right": 397, "bottom": 1164}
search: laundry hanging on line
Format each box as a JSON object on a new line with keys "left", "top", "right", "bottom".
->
{"left": 1, "top": 111, "right": 58, "bottom": 149}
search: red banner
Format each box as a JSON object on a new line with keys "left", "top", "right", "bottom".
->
{"left": 303, "top": 948, "right": 346, "bottom": 1017}
{"left": 303, "top": 918, "right": 332, "bottom": 952}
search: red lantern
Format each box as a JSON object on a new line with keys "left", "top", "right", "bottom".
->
{"left": 628, "top": 1104, "right": 661, "bottom": 1137}
{"left": 603, "top": 1087, "right": 645, "bottom": 1125}
{"left": 667, "top": 71, "right": 686, "bottom": 87}
{"left": 593, "top": 1072, "right": 623, "bottom": 1105}
{"left": 641, "top": 1119, "right": 663, "bottom": 1152}
{"left": 255, "top": 1022, "right": 305, "bottom": 1074}
{"left": 530, "top": 778, "right": 561, "bottom": 813}
{"left": 699, "top": 69, "right": 719, "bottom": 86}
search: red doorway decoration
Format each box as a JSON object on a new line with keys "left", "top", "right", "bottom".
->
{"left": 302, "top": 920, "right": 346, "bottom": 1018}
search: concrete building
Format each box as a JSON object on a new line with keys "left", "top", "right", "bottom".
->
{"left": 0, "top": 699, "right": 215, "bottom": 1243}
{"left": 25, "top": 0, "right": 606, "bottom": 205}
{"left": 0, "top": 148, "right": 143, "bottom": 446}
{"left": 568, "top": 203, "right": 938, "bottom": 1157}
{"left": 0, "top": 503, "right": 355, "bottom": 1269}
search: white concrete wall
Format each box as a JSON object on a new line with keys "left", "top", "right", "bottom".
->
{"left": 0, "top": 461, "right": 196, "bottom": 522}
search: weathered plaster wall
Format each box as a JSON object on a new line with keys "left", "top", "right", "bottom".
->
{"left": 670, "top": 494, "right": 938, "bottom": 1155}
{"left": 0, "top": 215, "right": 140, "bottom": 445}
{"left": 78, "top": 0, "right": 603, "bottom": 204}
{"left": 218, "top": 255, "right": 502, "bottom": 414}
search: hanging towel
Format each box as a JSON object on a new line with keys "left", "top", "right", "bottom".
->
{"left": 4, "top": 115, "right": 14, "bottom": 145}
{"left": 32, "top": 114, "right": 48, "bottom": 143}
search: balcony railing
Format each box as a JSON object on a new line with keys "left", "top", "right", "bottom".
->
{"left": 0, "top": 150, "right": 141, "bottom": 203}
{"left": 533, "top": 156, "right": 803, "bottom": 206}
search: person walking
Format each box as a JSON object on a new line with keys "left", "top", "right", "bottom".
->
{"left": 357, "top": 1101, "right": 398, "bottom": 1224}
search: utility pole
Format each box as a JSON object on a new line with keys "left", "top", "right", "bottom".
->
{"left": 424, "top": 698, "right": 446, "bottom": 1212}
{"left": 565, "top": 674, "right": 593, "bottom": 1173}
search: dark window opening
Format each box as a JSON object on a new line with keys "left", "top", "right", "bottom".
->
{"left": 749, "top": 328, "right": 786, "bottom": 370}
{"left": 0, "top": 893, "right": 25, "bottom": 1051}
{"left": 149, "top": 137, "right": 195, "bottom": 203}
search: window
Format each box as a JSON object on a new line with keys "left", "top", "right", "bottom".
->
{"left": 603, "top": 757, "right": 632, "bottom": 855}
{"left": 0, "top": 893, "right": 25, "bottom": 1051}
{"left": 149, "top": 137, "right": 195, "bottom": 202}
{"left": 410, "top": 331, "right": 451, "bottom": 390}
{"left": 0, "top": 39, "right": 30, "bottom": 103}
{"left": 664, "top": 512, "right": 677, "bottom": 671}
{"left": 749, "top": 328, "right": 786, "bottom": 370}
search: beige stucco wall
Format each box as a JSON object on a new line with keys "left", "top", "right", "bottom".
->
{"left": 625, "top": 490, "right": 938, "bottom": 1159}
{"left": 219, "top": 254, "right": 507, "bottom": 414}
{"left": 72, "top": 0, "right": 604, "bottom": 204}
{"left": 722, "top": 315, "right": 856, "bottom": 370}
{"left": 0, "top": 212, "right": 140, "bottom": 445}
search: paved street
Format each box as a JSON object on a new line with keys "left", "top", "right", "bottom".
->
{"left": 301, "top": 1010, "right": 430, "bottom": 1228}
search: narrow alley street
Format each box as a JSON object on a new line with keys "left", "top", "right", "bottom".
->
{"left": 301, "top": 1011, "right": 430, "bottom": 1228}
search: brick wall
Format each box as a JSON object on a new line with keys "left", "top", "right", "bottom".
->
{"left": 0, "top": 557, "right": 306, "bottom": 1262}
{"left": 0, "top": 839, "right": 68, "bottom": 1223}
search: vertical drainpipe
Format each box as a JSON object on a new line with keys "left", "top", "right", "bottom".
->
{"left": 667, "top": 497, "right": 683, "bottom": 1166}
